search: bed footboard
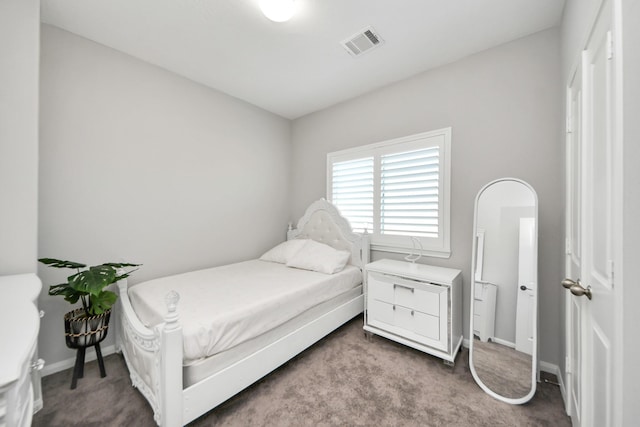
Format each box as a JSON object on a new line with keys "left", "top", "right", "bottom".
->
{"left": 116, "top": 279, "right": 183, "bottom": 427}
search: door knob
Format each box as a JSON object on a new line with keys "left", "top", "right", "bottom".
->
{"left": 561, "top": 278, "right": 578, "bottom": 289}
{"left": 570, "top": 283, "right": 592, "bottom": 300}
{"left": 562, "top": 278, "right": 592, "bottom": 299}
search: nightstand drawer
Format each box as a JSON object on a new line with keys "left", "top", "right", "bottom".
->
{"left": 368, "top": 274, "right": 395, "bottom": 302}
{"left": 368, "top": 273, "right": 443, "bottom": 317}
{"left": 368, "top": 300, "right": 441, "bottom": 343}
{"left": 399, "top": 307, "right": 440, "bottom": 341}
{"left": 369, "top": 299, "right": 394, "bottom": 325}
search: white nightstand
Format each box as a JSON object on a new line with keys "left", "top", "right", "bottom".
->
{"left": 364, "top": 259, "right": 463, "bottom": 365}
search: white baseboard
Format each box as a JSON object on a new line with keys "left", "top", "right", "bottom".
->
{"left": 539, "top": 360, "right": 567, "bottom": 410}
{"left": 539, "top": 360, "right": 560, "bottom": 377}
{"left": 491, "top": 337, "right": 515, "bottom": 348}
{"left": 41, "top": 344, "right": 117, "bottom": 377}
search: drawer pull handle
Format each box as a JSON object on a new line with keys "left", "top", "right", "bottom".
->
{"left": 393, "top": 284, "right": 415, "bottom": 293}
{"left": 411, "top": 310, "right": 415, "bottom": 316}
{"left": 392, "top": 305, "right": 396, "bottom": 311}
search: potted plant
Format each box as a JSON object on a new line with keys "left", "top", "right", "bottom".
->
{"left": 39, "top": 258, "right": 140, "bottom": 349}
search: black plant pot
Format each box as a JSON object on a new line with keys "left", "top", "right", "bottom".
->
{"left": 64, "top": 308, "right": 111, "bottom": 349}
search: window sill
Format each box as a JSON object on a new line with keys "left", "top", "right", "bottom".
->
{"left": 370, "top": 243, "right": 451, "bottom": 259}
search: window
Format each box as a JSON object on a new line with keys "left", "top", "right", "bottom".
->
{"left": 327, "top": 128, "right": 451, "bottom": 257}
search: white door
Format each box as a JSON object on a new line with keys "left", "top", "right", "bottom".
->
{"left": 565, "top": 60, "right": 583, "bottom": 426}
{"left": 515, "top": 217, "right": 535, "bottom": 355}
{"left": 564, "top": 1, "right": 620, "bottom": 426}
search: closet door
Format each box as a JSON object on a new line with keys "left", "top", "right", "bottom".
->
{"left": 564, "top": 1, "right": 621, "bottom": 425}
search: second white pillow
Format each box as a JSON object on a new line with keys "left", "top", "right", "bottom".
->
{"left": 286, "top": 239, "right": 351, "bottom": 274}
{"left": 259, "top": 239, "right": 308, "bottom": 264}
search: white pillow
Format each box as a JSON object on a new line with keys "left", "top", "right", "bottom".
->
{"left": 286, "top": 239, "right": 351, "bottom": 274}
{"left": 259, "top": 239, "right": 308, "bottom": 264}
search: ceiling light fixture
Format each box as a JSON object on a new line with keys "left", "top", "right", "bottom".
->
{"left": 259, "top": 0, "right": 297, "bottom": 22}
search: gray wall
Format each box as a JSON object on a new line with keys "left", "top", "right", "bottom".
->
{"left": 0, "top": 0, "right": 39, "bottom": 275}
{"left": 38, "top": 25, "right": 292, "bottom": 369}
{"left": 291, "top": 28, "right": 564, "bottom": 366}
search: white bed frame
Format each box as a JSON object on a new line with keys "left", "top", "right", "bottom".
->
{"left": 115, "top": 199, "right": 369, "bottom": 426}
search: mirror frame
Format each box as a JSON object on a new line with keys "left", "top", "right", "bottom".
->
{"left": 468, "top": 177, "right": 538, "bottom": 404}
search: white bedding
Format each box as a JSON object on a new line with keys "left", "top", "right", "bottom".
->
{"left": 128, "top": 259, "right": 362, "bottom": 363}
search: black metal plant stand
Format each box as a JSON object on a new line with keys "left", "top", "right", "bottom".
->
{"left": 64, "top": 308, "right": 111, "bottom": 389}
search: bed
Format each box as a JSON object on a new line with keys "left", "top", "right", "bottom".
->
{"left": 115, "top": 199, "right": 370, "bottom": 426}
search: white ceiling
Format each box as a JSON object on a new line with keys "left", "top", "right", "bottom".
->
{"left": 41, "top": 0, "right": 565, "bottom": 119}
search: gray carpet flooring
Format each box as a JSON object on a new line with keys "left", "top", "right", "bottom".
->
{"left": 33, "top": 316, "right": 571, "bottom": 426}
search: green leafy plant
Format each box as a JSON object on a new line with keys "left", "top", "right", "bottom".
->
{"left": 39, "top": 258, "right": 140, "bottom": 317}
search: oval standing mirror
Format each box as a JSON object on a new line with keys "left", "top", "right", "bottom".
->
{"left": 469, "top": 178, "right": 538, "bottom": 404}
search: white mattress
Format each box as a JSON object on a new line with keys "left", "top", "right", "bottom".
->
{"left": 128, "top": 259, "right": 362, "bottom": 363}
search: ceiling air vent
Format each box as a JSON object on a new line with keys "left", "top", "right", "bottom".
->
{"left": 341, "top": 27, "right": 384, "bottom": 57}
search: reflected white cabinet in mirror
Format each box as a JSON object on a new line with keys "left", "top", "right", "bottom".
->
{"left": 469, "top": 178, "right": 538, "bottom": 404}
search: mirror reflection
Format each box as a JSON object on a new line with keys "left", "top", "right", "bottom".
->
{"left": 469, "top": 178, "right": 538, "bottom": 404}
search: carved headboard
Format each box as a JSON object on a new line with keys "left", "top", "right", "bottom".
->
{"left": 287, "top": 199, "right": 370, "bottom": 269}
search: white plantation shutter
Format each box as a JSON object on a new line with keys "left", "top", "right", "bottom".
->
{"left": 331, "top": 157, "right": 374, "bottom": 233}
{"left": 380, "top": 147, "right": 440, "bottom": 237}
{"left": 327, "top": 128, "right": 451, "bottom": 257}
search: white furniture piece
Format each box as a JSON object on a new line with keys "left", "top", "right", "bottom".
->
{"left": 364, "top": 259, "right": 462, "bottom": 365}
{"left": 473, "top": 280, "right": 497, "bottom": 342}
{"left": 472, "top": 227, "right": 497, "bottom": 343}
{"left": 116, "top": 199, "right": 370, "bottom": 426}
{"left": 0, "top": 274, "right": 44, "bottom": 427}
